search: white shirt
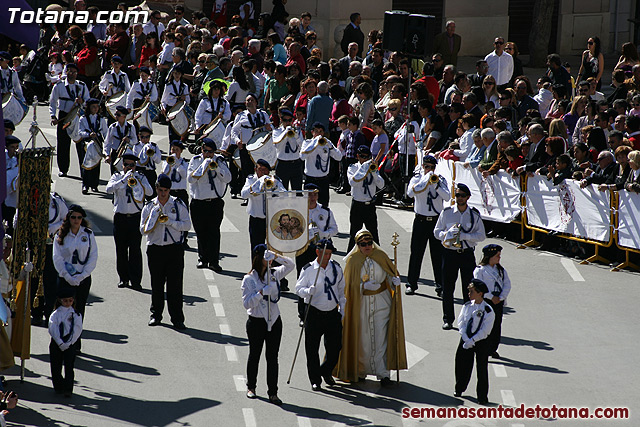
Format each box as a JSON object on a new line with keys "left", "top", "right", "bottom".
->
{"left": 48, "top": 193, "right": 69, "bottom": 236}
{"left": 138, "top": 142, "right": 162, "bottom": 171}
{"left": 143, "top": 21, "right": 165, "bottom": 37}
{"left": 308, "top": 203, "right": 338, "bottom": 240}
{"left": 242, "top": 255, "right": 295, "bottom": 331}
{"left": 224, "top": 81, "right": 250, "bottom": 106}
{"left": 0, "top": 67, "right": 24, "bottom": 102}
{"left": 78, "top": 113, "right": 108, "bottom": 140}
{"left": 484, "top": 51, "right": 514, "bottom": 86}
{"left": 534, "top": 88, "right": 553, "bottom": 118}
{"left": 99, "top": 69, "right": 131, "bottom": 97}
{"left": 473, "top": 264, "right": 511, "bottom": 302}
{"left": 347, "top": 161, "right": 384, "bottom": 202}
{"left": 161, "top": 157, "right": 188, "bottom": 191}
{"left": 434, "top": 204, "right": 486, "bottom": 250}
{"left": 126, "top": 79, "right": 158, "bottom": 110}
{"left": 407, "top": 171, "right": 451, "bottom": 217}
{"left": 104, "top": 121, "right": 138, "bottom": 155}
{"left": 53, "top": 227, "right": 98, "bottom": 284}
{"left": 220, "top": 121, "right": 234, "bottom": 152}
{"left": 5, "top": 153, "right": 18, "bottom": 208}
{"left": 395, "top": 121, "right": 420, "bottom": 155}
{"left": 106, "top": 171, "right": 153, "bottom": 214}
{"left": 240, "top": 174, "right": 286, "bottom": 218}
{"left": 140, "top": 196, "right": 191, "bottom": 246}
{"left": 187, "top": 154, "right": 232, "bottom": 199}
{"left": 231, "top": 110, "right": 271, "bottom": 144}
{"left": 273, "top": 126, "right": 303, "bottom": 161}
{"left": 195, "top": 97, "right": 231, "bottom": 127}
{"left": 49, "top": 79, "right": 89, "bottom": 117}
{"left": 452, "top": 127, "right": 477, "bottom": 161}
{"left": 300, "top": 136, "right": 343, "bottom": 177}
{"left": 296, "top": 259, "right": 346, "bottom": 313}
{"left": 161, "top": 79, "right": 190, "bottom": 109}
{"left": 457, "top": 299, "right": 495, "bottom": 345}
{"left": 48, "top": 305, "right": 83, "bottom": 347}
{"left": 157, "top": 41, "right": 174, "bottom": 64}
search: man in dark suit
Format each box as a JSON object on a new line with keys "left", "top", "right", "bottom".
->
{"left": 432, "top": 21, "right": 462, "bottom": 67}
{"left": 339, "top": 42, "right": 363, "bottom": 80}
{"left": 580, "top": 151, "right": 615, "bottom": 188}
{"left": 341, "top": 13, "right": 365, "bottom": 57}
{"left": 468, "top": 60, "right": 488, "bottom": 88}
{"left": 462, "top": 92, "right": 483, "bottom": 121}
{"left": 516, "top": 124, "right": 550, "bottom": 174}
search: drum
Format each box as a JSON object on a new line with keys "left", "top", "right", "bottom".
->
{"left": 105, "top": 92, "right": 132, "bottom": 120}
{"left": 246, "top": 131, "right": 277, "bottom": 168}
{"left": 167, "top": 101, "right": 195, "bottom": 136}
{"left": 81, "top": 139, "right": 103, "bottom": 170}
{"left": 202, "top": 118, "right": 226, "bottom": 143}
{"left": 134, "top": 100, "right": 160, "bottom": 130}
{"left": 2, "top": 94, "right": 28, "bottom": 126}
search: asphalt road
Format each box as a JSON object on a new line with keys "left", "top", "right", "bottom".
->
{"left": 1, "top": 105, "right": 637, "bottom": 427}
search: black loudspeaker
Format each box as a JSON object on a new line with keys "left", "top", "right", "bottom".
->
{"left": 382, "top": 10, "right": 409, "bottom": 52}
{"left": 404, "top": 14, "right": 436, "bottom": 57}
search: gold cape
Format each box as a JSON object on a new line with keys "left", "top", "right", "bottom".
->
{"left": 333, "top": 247, "right": 407, "bottom": 382}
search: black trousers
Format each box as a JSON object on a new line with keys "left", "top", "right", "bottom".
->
{"left": 276, "top": 159, "right": 303, "bottom": 190}
{"left": 455, "top": 338, "right": 489, "bottom": 402}
{"left": 140, "top": 169, "right": 158, "bottom": 200}
{"left": 49, "top": 339, "right": 78, "bottom": 393}
{"left": 240, "top": 147, "right": 254, "bottom": 179}
{"left": 304, "top": 306, "right": 342, "bottom": 385}
{"left": 305, "top": 175, "right": 330, "bottom": 207}
{"left": 229, "top": 158, "right": 243, "bottom": 195}
{"left": 190, "top": 198, "right": 224, "bottom": 265}
{"left": 56, "top": 111, "right": 72, "bottom": 174}
{"left": 347, "top": 200, "right": 379, "bottom": 252}
{"left": 114, "top": 213, "right": 143, "bottom": 286}
{"left": 340, "top": 157, "right": 357, "bottom": 191}
{"left": 57, "top": 276, "right": 91, "bottom": 320}
{"left": 442, "top": 248, "right": 474, "bottom": 324}
{"left": 246, "top": 315, "right": 282, "bottom": 395}
{"left": 168, "top": 124, "right": 181, "bottom": 146}
{"left": 295, "top": 244, "right": 317, "bottom": 320}
{"left": 31, "top": 244, "right": 57, "bottom": 321}
{"left": 1, "top": 203, "right": 15, "bottom": 236}
{"left": 487, "top": 299, "right": 504, "bottom": 355}
{"left": 249, "top": 216, "right": 266, "bottom": 255}
{"left": 407, "top": 214, "right": 443, "bottom": 289}
{"left": 147, "top": 243, "right": 185, "bottom": 324}
{"left": 82, "top": 161, "right": 101, "bottom": 189}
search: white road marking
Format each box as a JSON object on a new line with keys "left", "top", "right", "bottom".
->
{"left": 225, "top": 345, "right": 238, "bottom": 362}
{"left": 297, "top": 416, "right": 312, "bottom": 427}
{"left": 234, "top": 375, "right": 246, "bottom": 391}
{"left": 208, "top": 284, "right": 219, "bottom": 298}
{"left": 492, "top": 364, "right": 507, "bottom": 378}
{"left": 560, "top": 258, "right": 585, "bottom": 281}
{"left": 221, "top": 215, "right": 240, "bottom": 232}
{"left": 203, "top": 269, "right": 215, "bottom": 281}
{"left": 328, "top": 202, "right": 351, "bottom": 233}
{"left": 405, "top": 341, "right": 429, "bottom": 369}
{"left": 511, "top": 424, "right": 525, "bottom": 427}
{"left": 213, "top": 303, "right": 226, "bottom": 317}
{"left": 219, "top": 323, "right": 231, "bottom": 335}
{"left": 501, "top": 389, "right": 517, "bottom": 407}
{"left": 242, "top": 408, "right": 256, "bottom": 427}
{"left": 380, "top": 207, "right": 414, "bottom": 232}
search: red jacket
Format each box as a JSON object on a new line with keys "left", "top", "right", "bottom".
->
{"left": 285, "top": 53, "right": 306, "bottom": 74}
{"left": 629, "top": 135, "right": 640, "bottom": 151}
{"left": 102, "top": 32, "right": 130, "bottom": 63}
{"left": 76, "top": 46, "right": 97, "bottom": 76}
{"left": 415, "top": 76, "right": 439, "bottom": 108}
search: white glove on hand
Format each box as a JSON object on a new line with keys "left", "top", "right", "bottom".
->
{"left": 262, "top": 284, "right": 276, "bottom": 296}
{"left": 449, "top": 224, "right": 460, "bottom": 235}
{"left": 463, "top": 339, "right": 475, "bottom": 350}
{"left": 363, "top": 281, "right": 379, "bottom": 291}
{"left": 391, "top": 276, "right": 402, "bottom": 287}
{"left": 23, "top": 262, "right": 34, "bottom": 273}
{"left": 263, "top": 250, "right": 276, "bottom": 262}
{"left": 308, "top": 285, "right": 318, "bottom": 296}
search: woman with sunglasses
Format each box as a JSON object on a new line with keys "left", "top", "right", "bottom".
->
{"left": 481, "top": 75, "right": 499, "bottom": 106}
{"left": 52, "top": 204, "right": 98, "bottom": 350}
{"left": 577, "top": 37, "right": 604, "bottom": 91}
{"left": 335, "top": 229, "right": 406, "bottom": 387}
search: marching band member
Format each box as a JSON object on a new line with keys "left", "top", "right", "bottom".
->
{"left": 188, "top": 138, "right": 231, "bottom": 272}
{"left": 194, "top": 80, "right": 231, "bottom": 133}
{"left": 126, "top": 66, "right": 158, "bottom": 131}
{"left": 103, "top": 106, "right": 138, "bottom": 174}
{"left": 3, "top": 136, "right": 20, "bottom": 235}
{"left": 161, "top": 65, "right": 190, "bottom": 142}
{"left": 99, "top": 55, "right": 131, "bottom": 124}
{"left": 240, "top": 159, "right": 286, "bottom": 255}
{"left": 295, "top": 239, "right": 346, "bottom": 390}
{"left": 49, "top": 63, "right": 89, "bottom": 177}
{"left": 473, "top": 244, "right": 511, "bottom": 358}
{"left": 0, "top": 51, "right": 25, "bottom": 102}
{"left": 106, "top": 153, "right": 153, "bottom": 290}
{"left": 137, "top": 126, "right": 162, "bottom": 200}
{"left": 242, "top": 244, "right": 295, "bottom": 405}
{"left": 162, "top": 140, "right": 189, "bottom": 246}
{"left": 334, "top": 229, "right": 407, "bottom": 387}
{"left": 300, "top": 122, "right": 343, "bottom": 206}
{"left": 346, "top": 146, "right": 384, "bottom": 252}
{"left": 141, "top": 174, "right": 191, "bottom": 329}
{"left": 220, "top": 104, "right": 248, "bottom": 198}
{"left": 1, "top": 236, "right": 14, "bottom": 366}
{"left": 405, "top": 155, "right": 450, "bottom": 296}
{"left": 52, "top": 204, "right": 98, "bottom": 350}
{"left": 434, "top": 183, "right": 486, "bottom": 330}
{"left": 78, "top": 98, "right": 108, "bottom": 194}
{"left": 272, "top": 108, "right": 304, "bottom": 190}
{"left": 231, "top": 93, "right": 272, "bottom": 179}
{"left": 454, "top": 279, "right": 495, "bottom": 405}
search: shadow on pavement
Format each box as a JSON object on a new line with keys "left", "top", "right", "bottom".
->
{"left": 494, "top": 355, "right": 568, "bottom": 374}
{"left": 172, "top": 325, "right": 249, "bottom": 346}
{"left": 501, "top": 336, "right": 554, "bottom": 351}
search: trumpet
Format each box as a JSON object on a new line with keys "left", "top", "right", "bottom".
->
{"left": 146, "top": 147, "right": 155, "bottom": 157}
{"left": 264, "top": 177, "right": 275, "bottom": 190}
{"left": 429, "top": 173, "right": 440, "bottom": 185}
{"left": 443, "top": 223, "right": 463, "bottom": 248}
{"left": 286, "top": 127, "right": 296, "bottom": 138}
{"left": 209, "top": 159, "right": 218, "bottom": 170}
{"left": 318, "top": 137, "right": 327, "bottom": 146}
{"left": 158, "top": 213, "right": 169, "bottom": 223}
{"left": 167, "top": 156, "right": 176, "bottom": 166}
{"left": 369, "top": 162, "right": 378, "bottom": 172}
{"left": 127, "top": 176, "right": 138, "bottom": 188}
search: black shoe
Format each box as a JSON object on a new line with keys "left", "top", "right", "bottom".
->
{"left": 336, "top": 188, "right": 347, "bottom": 194}
{"left": 64, "top": 391, "right": 73, "bottom": 398}
{"left": 91, "top": 187, "right": 98, "bottom": 192}
{"left": 380, "top": 377, "right": 394, "bottom": 387}
{"left": 299, "top": 319, "right": 304, "bottom": 327}
{"left": 240, "top": 200, "right": 248, "bottom": 206}
{"left": 268, "top": 395, "right": 283, "bottom": 406}
{"left": 322, "top": 375, "right": 336, "bottom": 386}
{"left": 358, "top": 377, "right": 366, "bottom": 382}
{"left": 454, "top": 391, "right": 462, "bottom": 397}
{"left": 280, "top": 285, "right": 290, "bottom": 292}
{"left": 31, "top": 317, "right": 44, "bottom": 326}
{"left": 405, "top": 287, "right": 416, "bottom": 295}
{"left": 148, "top": 318, "right": 160, "bottom": 326}
{"left": 209, "top": 263, "right": 223, "bottom": 272}
{"left": 491, "top": 351, "right": 500, "bottom": 358}
{"left": 173, "top": 322, "right": 186, "bottom": 330}
{"left": 131, "top": 283, "right": 142, "bottom": 290}
{"left": 478, "top": 398, "right": 489, "bottom": 405}
{"left": 442, "top": 322, "right": 453, "bottom": 330}
{"left": 82, "top": 187, "right": 89, "bottom": 195}
{"left": 196, "top": 261, "right": 208, "bottom": 269}
{"left": 246, "top": 389, "right": 256, "bottom": 399}
{"left": 58, "top": 172, "right": 67, "bottom": 177}
{"left": 117, "top": 281, "right": 129, "bottom": 288}
{"left": 311, "top": 384, "right": 322, "bottom": 391}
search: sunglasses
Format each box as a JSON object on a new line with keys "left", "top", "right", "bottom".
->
{"left": 455, "top": 193, "right": 469, "bottom": 197}
{"left": 140, "top": 134, "right": 151, "bottom": 139}
{"left": 308, "top": 37, "right": 316, "bottom": 40}
{"left": 433, "top": 59, "right": 442, "bottom": 62}
{"left": 202, "top": 148, "right": 215, "bottom": 153}
{"left": 198, "top": 60, "right": 206, "bottom": 63}
{"left": 123, "top": 162, "right": 135, "bottom": 167}
{"left": 516, "top": 86, "right": 527, "bottom": 90}
{"left": 70, "top": 215, "right": 83, "bottom": 220}
{"left": 587, "top": 41, "right": 594, "bottom": 45}
{"left": 388, "top": 107, "right": 398, "bottom": 111}
{"left": 358, "top": 241, "right": 373, "bottom": 247}
{"left": 494, "top": 41, "right": 504, "bottom": 45}
{"left": 484, "top": 82, "right": 495, "bottom": 85}
{"left": 499, "top": 97, "right": 510, "bottom": 101}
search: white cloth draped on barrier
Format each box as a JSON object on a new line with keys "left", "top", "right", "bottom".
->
{"left": 525, "top": 176, "right": 611, "bottom": 242}
{"left": 616, "top": 191, "right": 640, "bottom": 250}
{"left": 452, "top": 162, "right": 522, "bottom": 223}
{"left": 434, "top": 159, "right": 454, "bottom": 194}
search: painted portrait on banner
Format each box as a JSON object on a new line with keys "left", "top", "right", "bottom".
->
{"left": 265, "top": 191, "right": 309, "bottom": 253}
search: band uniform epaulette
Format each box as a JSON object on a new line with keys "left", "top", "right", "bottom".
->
{"left": 485, "top": 304, "right": 492, "bottom": 313}
{"left": 175, "top": 197, "right": 186, "bottom": 207}
{"left": 464, "top": 301, "right": 472, "bottom": 306}
{"left": 471, "top": 206, "right": 480, "bottom": 215}
{"left": 442, "top": 205, "right": 453, "bottom": 213}
{"left": 302, "top": 262, "right": 312, "bottom": 272}
{"left": 84, "top": 227, "right": 92, "bottom": 234}
{"left": 321, "top": 205, "right": 330, "bottom": 212}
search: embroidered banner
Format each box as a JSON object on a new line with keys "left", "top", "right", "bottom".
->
{"left": 265, "top": 191, "right": 309, "bottom": 254}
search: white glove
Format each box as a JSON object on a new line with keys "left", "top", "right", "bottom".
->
{"left": 309, "top": 226, "right": 320, "bottom": 236}
{"left": 391, "top": 276, "right": 401, "bottom": 287}
{"left": 449, "top": 224, "right": 460, "bottom": 235}
{"left": 463, "top": 339, "right": 475, "bottom": 350}
{"left": 261, "top": 284, "right": 276, "bottom": 296}
{"left": 23, "top": 262, "right": 34, "bottom": 273}
{"left": 263, "top": 250, "right": 276, "bottom": 262}
{"left": 308, "top": 285, "right": 318, "bottom": 296}
{"left": 363, "top": 281, "right": 379, "bottom": 291}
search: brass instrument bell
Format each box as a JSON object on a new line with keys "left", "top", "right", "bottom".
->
{"left": 209, "top": 159, "right": 218, "bottom": 170}
{"left": 286, "top": 127, "right": 296, "bottom": 138}
{"left": 429, "top": 173, "right": 440, "bottom": 184}
{"left": 264, "top": 177, "right": 275, "bottom": 190}
{"left": 167, "top": 156, "right": 176, "bottom": 166}
{"left": 127, "top": 176, "right": 138, "bottom": 187}
{"left": 318, "top": 137, "right": 327, "bottom": 146}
